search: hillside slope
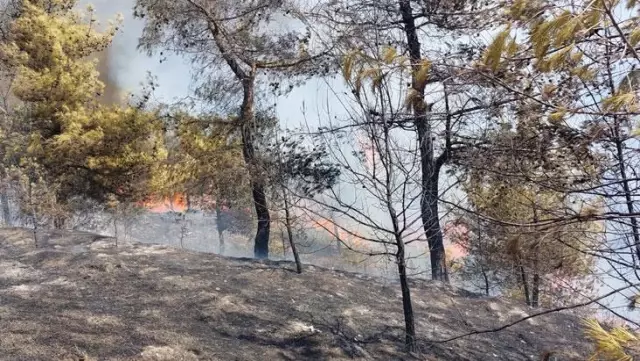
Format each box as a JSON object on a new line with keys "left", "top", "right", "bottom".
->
{"left": 0, "top": 228, "right": 589, "bottom": 360}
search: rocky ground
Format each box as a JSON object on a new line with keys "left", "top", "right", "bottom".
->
{"left": 0, "top": 227, "right": 591, "bottom": 360}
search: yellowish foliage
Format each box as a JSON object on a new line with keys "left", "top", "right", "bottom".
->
{"left": 3, "top": 0, "right": 166, "bottom": 205}
{"left": 342, "top": 51, "right": 358, "bottom": 82}
{"left": 541, "top": 84, "right": 557, "bottom": 100}
{"left": 546, "top": 45, "right": 574, "bottom": 70}
{"left": 404, "top": 88, "right": 420, "bottom": 110}
{"left": 549, "top": 109, "right": 566, "bottom": 122}
{"left": 583, "top": 10, "right": 601, "bottom": 29}
{"left": 509, "top": 0, "right": 527, "bottom": 19}
{"left": 414, "top": 59, "right": 431, "bottom": 87}
{"left": 358, "top": 67, "right": 383, "bottom": 92}
{"left": 466, "top": 156, "right": 600, "bottom": 306}
{"left": 603, "top": 92, "right": 638, "bottom": 112}
{"left": 571, "top": 65, "right": 596, "bottom": 81}
{"left": 381, "top": 46, "right": 396, "bottom": 64}
{"left": 630, "top": 28, "right": 640, "bottom": 46}
{"left": 168, "top": 112, "right": 249, "bottom": 204}
{"left": 584, "top": 318, "right": 639, "bottom": 361}
{"left": 483, "top": 25, "right": 512, "bottom": 72}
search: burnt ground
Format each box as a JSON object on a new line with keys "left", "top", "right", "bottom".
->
{"left": 0, "top": 228, "right": 591, "bottom": 360}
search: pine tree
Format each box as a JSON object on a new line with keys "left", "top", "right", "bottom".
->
{"left": 1, "top": 0, "right": 167, "bottom": 226}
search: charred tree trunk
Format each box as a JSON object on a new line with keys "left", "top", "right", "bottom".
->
{"left": 396, "top": 232, "right": 417, "bottom": 352}
{"left": 0, "top": 189, "right": 10, "bottom": 226}
{"left": 613, "top": 129, "right": 640, "bottom": 260}
{"left": 519, "top": 263, "right": 531, "bottom": 306}
{"left": 53, "top": 216, "right": 65, "bottom": 230}
{"left": 532, "top": 272, "right": 540, "bottom": 308}
{"left": 218, "top": 228, "right": 225, "bottom": 254}
{"left": 286, "top": 212, "right": 302, "bottom": 273}
{"left": 280, "top": 227, "right": 287, "bottom": 257}
{"left": 424, "top": 180, "right": 447, "bottom": 281}
{"left": 481, "top": 266, "right": 490, "bottom": 296}
{"left": 28, "top": 181, "right": 37, "bottom": 247}
{"left": 283, "top": 190, "right": 302, "bottom": 274}
{"left": 331, "top": 211, "right": 341, "bottom": 254}
{"left": 532, "top": 248, "right": 540, "bottom": 307}
{"left": 602, "top": 37, "right": 640, "bottom": 262}
{"left": 113, "top": 215, "right": 118, "bottom": 248}
{"left": 239, "top": 73, "right": 270, "bottom": 259}
{"left": 399, "top": 0, "right": 447, "bottom": 281}
{"left": 380, "top": 115, "right": 416, "bottom": 352}
{"left": 215, "top": 202, "right": 225, "bottom": 255}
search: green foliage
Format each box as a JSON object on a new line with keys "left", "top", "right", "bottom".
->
{"left": 168, "top": 112, "right": 250, "bottom": 205}
{"left": 0, "top": 0, "right": 166, "bottom": 221}
{"left": 460, "top": 124, "right": 601, "bottom": 306}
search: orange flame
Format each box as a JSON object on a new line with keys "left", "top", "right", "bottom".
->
{"left": 310, "top": 217, "right": 366, "bottom": 248}
{"left": 140, "top": 193, "right": 188, "bottom": 213}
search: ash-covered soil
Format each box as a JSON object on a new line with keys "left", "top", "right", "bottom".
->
{"left": 0, "top": 228, "right": 590, "bottom": 360}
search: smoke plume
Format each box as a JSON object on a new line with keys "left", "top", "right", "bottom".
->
{"left": 95, "top": 46, "right": 123, "bottom": 106}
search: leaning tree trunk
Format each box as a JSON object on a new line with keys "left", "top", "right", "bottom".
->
{"left": 282, "top": 187, "right": 302, "bottom": 274}
{"left": 519, "top": 263, "right": 531, "bottom": 306}
{"left": 399, "top": 0, "right": 447, "bottom": 281}
{"left": 239, "top": 74, "right": 270, "bottom": 259}
{"left": 481, "top": 266, "right": 490, "bottom": 296}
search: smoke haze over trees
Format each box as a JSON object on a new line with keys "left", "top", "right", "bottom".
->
{"left": 2, "top": 0, "right": 640, "bottom": 358}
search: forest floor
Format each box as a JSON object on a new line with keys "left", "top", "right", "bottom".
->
{"left": 0, "top": 227, "right": 591, "bottom": 360}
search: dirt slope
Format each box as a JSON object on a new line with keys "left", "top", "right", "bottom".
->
{"left": 0, "top": 228, "right": 590, "bottom": 360}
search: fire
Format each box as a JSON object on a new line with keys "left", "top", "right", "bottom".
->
{"left": 442, "top": 222, "right": 470, "bottom": 260}
{"left": 310, "top": 217, "right": 366, "bottom": 248}
{"left": 140, "top": 193, "right": 188, "bottom": 213}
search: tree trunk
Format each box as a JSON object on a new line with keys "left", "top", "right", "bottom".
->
{"left": 280, "top": 227, "right": 286, "bottom": 257}
{"left": 30, "top": 184, "right": 37, "bottom": 248}
{"left": 331, "top": 211, "right": 341, "bottom": 254}
{"left": 239, "top": 74, "right": 270, "bottom": 259}
{"left": 424, "top": 190, "right": 447, "bottom": 281}
{"left": 53, "top": 216, "right": 65, "bottom": 230}
{"left": 282, "top": 188, "right": 302, "bottom": 274}
{"left": 614, "top": 130, "right": 640, "bottom": 260}
{"left": 218, "top": 228, "right": 225, "bottom": 254}
{"left": 532, "top": 248, "right": 540, "bottom": 307}
{"left": 532, "top": 272, "right": 540, "bottom": 308}
{"left": 519, "top": 264, "right": 531, "bottom": 306}
{"left": 399, "top": 0, "right": 447, "bottom": 281}
{"left": 396, "top": 236, "right": 417, "bottom": 352}
{"left": 179, "top": 213, "right": 186, "bottom": 249}
{"left": 481, "top": 266, "right": 490, "bottom": 296}
{"left": 0, "top": 189, "right": 10, "bottom": 226}
{"left": 215, "top": 203, "right": 225, "bottom": 254}
{"left": 113, "top": 213, "right": 118, "bottom": 248}
{"left": 249, "top": 176, "right": 270, "bottom": 259}
{"left": 383, "top": 122, "right": 416, "bottom": 351}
